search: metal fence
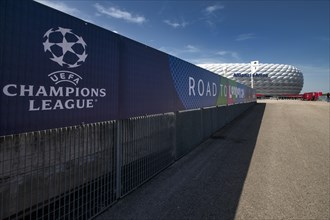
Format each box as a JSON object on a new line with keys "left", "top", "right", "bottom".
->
{"left": 0, "top": 102, "right": 255, "bottom": 220}
{"left": 0, "top": 122, "right": 118, "bottom": 220}
{"left": 119, "top": 113, "right": 176, "bottom": 197}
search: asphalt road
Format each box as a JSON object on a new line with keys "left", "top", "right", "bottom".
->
{"left": 96, "top": 100, "right": 329, "bottom": 220}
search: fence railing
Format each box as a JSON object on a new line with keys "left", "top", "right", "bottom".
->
{"left": 0, "top": 102, "right": 255, "bottom": 220}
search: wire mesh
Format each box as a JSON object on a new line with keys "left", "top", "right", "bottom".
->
{"left": 0, "top": 103, "right": 255, "bottom": 219}
{"left": 0, "top": 121, "right": 117, "bottom": 220}
{"left": 120, "top": 113, "right": 176, "bottom": 196}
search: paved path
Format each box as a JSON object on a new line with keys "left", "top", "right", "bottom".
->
{"left": 96, "top": 100, "right": 329, "bottom": 220}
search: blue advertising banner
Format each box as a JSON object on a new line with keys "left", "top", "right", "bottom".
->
{"left": 169, "top": 56, "right": 219, "bottom": 109}
{"left": 0, "top": 0, "right": 120, "bottom": 136}
{"left": 168, "top": 56, "right": 255, "bottom": 108}
{"left": 118, "top": 38, "right": 184, "bottom": 118}
{"left": 0, "top": 0, "right": 255, "bottom": 136}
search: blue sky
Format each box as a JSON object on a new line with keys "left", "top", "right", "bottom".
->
{"left": 35, "top": 0, "right": 329, "bottom": 93}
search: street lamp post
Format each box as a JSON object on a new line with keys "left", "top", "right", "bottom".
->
{"left": 250, "top": 60, "right": 259, "bottom": 88}
{"left": 223, "top": 65, "right": 227, "bottom": 75}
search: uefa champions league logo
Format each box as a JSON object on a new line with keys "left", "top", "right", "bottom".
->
{"left": 2, "top": 27, "right": 106, "bottom": 113}
{"left": 43, "top": 27, "right": 87, "bottom": 68}
{"left": 43, "top": 27, "right": 87, "bottom": 85}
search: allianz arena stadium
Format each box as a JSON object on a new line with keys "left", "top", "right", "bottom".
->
{"left": 198, "top": 62, "right": 304, "bottom": 96}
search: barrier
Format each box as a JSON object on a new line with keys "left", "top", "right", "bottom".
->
{"left": 175, "top": 109, "right": 203, "bottom": 159}
{"left": 0, "top": 122, "right": 117, "bottom": 219}
{"left": 119, "top": 113, "right": 175, "bottom": 197}
{"left": 0, "top": 103, "right": 255, "bottom": 219}
{"left": 216, "top": 106, "right": 227, "bottom": 130}
{"left": 0, "top": 0, "right": 255, "bottom": 136}
{"left": 0, "top": 1, "right": 256, "bottom": 219}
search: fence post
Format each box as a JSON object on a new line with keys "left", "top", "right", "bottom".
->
{"left": 116, "top": 120, "right": 122, "bottom": 199}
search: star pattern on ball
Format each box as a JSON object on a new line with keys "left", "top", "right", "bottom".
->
{"left": 43, "top": 27, "right": 88, "bottom": 68}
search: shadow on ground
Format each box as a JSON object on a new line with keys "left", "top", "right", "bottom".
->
{"left": 96, "top": 103, "right": 266, "bottom": 220}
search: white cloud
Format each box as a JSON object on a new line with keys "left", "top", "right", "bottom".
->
{"left": 201, "top": 4, "right": 225, "bottom": 28}
{"left": 94, "top": 3, "right": 146, "bottom": 24}
{"left": 216, "top": 51, "right": 227, "bottom": 56}
{"left": 158, "top": 45, "right": 199, "bottom": 56}
{"left": 205, "top": 4, "right": 225, "bottom": 14}
{"left": 35, "top": 0, "right": 79, "bottom": 15}
{"left": 164, "top": 20, "right": 188, "bottom": 28}
{"left": 185, "top": 45, "right": 199, "bottom": 53}
{"left": 236, "top": 33, "right": 256, "bottom": 41}
{"left": 158, "top": 45, "right": 241, "bottom": 65}
{"left": 158, "top": 47, "right": 177, "bottom": 57}
{"left": 34, "top": 0, "right": 93, "bottom": 23}
{"left": 216, "top": 50, "right": 240, "bottom": 59}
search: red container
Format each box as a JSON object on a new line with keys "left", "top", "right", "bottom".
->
{"left": 303, "top": 92, "right": 322, "bottom": 101}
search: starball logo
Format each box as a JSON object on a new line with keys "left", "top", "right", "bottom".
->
{"left": 2, "top": 27, "right": 107, "bottom": 111}
{"left": 43, "top": 27, "right": 87, "bottom": 85}
{"left": 43, "top": 27, "right": 88, "bottom": 69}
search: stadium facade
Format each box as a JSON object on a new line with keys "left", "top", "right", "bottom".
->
{"left": 198, "top": 62, "right": 304, "bottom": 96}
